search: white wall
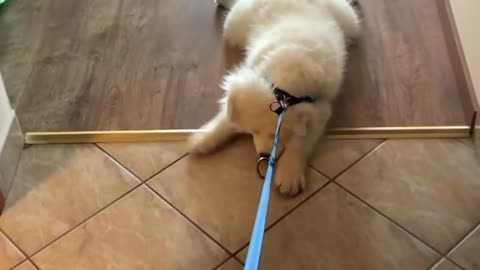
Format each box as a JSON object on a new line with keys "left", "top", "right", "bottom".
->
{"left": 0, "top": 73, "right": 14, "bottom": 152}
{"left": 449, "top": 0, "right": 480, "bottom": 101}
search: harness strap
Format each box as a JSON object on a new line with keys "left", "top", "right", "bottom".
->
{"left": 271, "top": 87, "right": 316, "bottom": 115}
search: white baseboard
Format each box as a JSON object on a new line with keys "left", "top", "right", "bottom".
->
{"left": 0, "top": 110, "right": 14, "bottom": 153}
{"left": 0, "top": 72, "right": 14, "bottom": 154}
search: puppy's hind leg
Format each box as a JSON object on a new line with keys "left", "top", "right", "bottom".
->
{"left": 328, "top": 0, "right": 361, "bottom": 40}
{"left": 222, "top": 0, "right": 256, "bottom": 48}
{"left": 189, "top": 111, "right": 239, "bottom": 154}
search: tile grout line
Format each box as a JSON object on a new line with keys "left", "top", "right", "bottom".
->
{"left": 94, "top": 145, "right": 237, "bottom": 265}
{"left": 333, "top": 181, "right": 444, "bottom": 256}
{"left": 447, "top": 257, "right": 466, "bottom": 270}
{"left": 143, "top": 183, "right": 235, "bottom": 258}
{"left": 30, "top": 144, "right": 202, "bottom": 261}
{"left": 321, "top": 138, "right": 476, "bottom": 270}
{"left": 213, "top": 256, "right": 244, "bottom": 270}
{"left": 232, "top": 243, "right": 249, "bottom": 259}
{"left": 0, "top": 144, "right": 190, "bottom": 268}
{"left": 95, "top": 141, "right": 353, "bottom": 259}
{"left": 212, "top": 255, "right": 236, "bottom": 270}
{"left": 264, "top": 179, "right": 334, "bottom": 231}
{"left": 142, "top": 153, "right": 190, "bottom": 182}
{"left": 308, "top": 165, "right": 332, "bottom": 181}
{"left": 232, "top": 255, "right": 245, "bottom": 266}
{"left": 24, "top": 181, "right": 144, "bottom": 260}
{"left": 231, "top": 139, "right": 388, "bottom": 258}
{"left": 426, "top": 257, "right": 448, "bottom": 270}
{"left": 0, "top": 229, "right": 29, "bottom": 270}
{"left": 331, "top": 140, "right": 479, "bottom": 267}
{"left": 450, "top": 260, "right": 467, "bottom": 270}
{"left": 310, "top": 139, "right": 387, "bottom": 181}
{"left": 95, "top": 144, "right": 145, "bottom": 180}
{"left": 427, "top": 257, "right": 447, "bottom": 270}
{"left": 23, "top": 145, "right": 230, "bottom": 264}
{"left": 230, "top": 179, "right": 335, "bottom": 258}
{"left": 11, "top": 139, "right": 449, "bottom": 268}
{"left": 94, "top": 143, "right": 189, "bottom": 182}
{"left": 318, "top": 138, "right": 455, "bottom": 263}
{"left": 7, "top": 143, "right": 240, "bottom": 266}
{"left": 27, "top": 258, "right": 41, "bottom": 270}
{"left": 0, "top": 143, "right": 144, "bottom": 264}
{"left": 212, "top": 255, "right": 245, "bottom": 270}
{"left": 427, "top": 257, "right": 466, "bottom": 270}
{"left": 8, "top": 140, "right": 390, "bottom": 267}
{"left": 22, "top": 172, "right": 225, "bottom": 269}
{"left": 442, "top": 222, "right": 480, "bottom": 268}
{"left": 309, "top": 139, "right": 387, "bottom": 180}
{"left": 18, "top": 144, "right": 188, "bottom": 263}
{"left": 447, "top": 222, "right": 480, "bottom": 254}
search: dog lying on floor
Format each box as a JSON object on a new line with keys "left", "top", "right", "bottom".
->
{"left": 189, "top": 0, "right": 360, "bottom": 196}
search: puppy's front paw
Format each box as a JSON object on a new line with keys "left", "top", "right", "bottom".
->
{"left": 188, "top": 132, "right": 218, "bottom": 155}
{"left": 274, "top": 167, "right": 306, "bottom": 196}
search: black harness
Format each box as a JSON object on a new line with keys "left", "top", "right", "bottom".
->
{"left": 270, "top": 86, "right": 317, "bottom": 115}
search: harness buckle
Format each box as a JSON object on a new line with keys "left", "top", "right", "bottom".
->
{"left": 270, "top": 90, "right": 290, "bottom": 115}
{"left": 269, "top": 100, "right": 287, "bottom": 114}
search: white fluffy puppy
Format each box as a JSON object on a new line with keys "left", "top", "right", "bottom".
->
{"left": 190, "top": 0, "right": 360, "bottom": 195}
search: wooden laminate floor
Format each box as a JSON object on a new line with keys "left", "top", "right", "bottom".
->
{"left": 0, "top": 0, "right": 470, "bottom": 132}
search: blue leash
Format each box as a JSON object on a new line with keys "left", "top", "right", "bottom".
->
{"left": 244, "top": 86, "right": 316, "bottom": 270}
{"left": 244, "top": 107, "right": 286, "bottom": 270}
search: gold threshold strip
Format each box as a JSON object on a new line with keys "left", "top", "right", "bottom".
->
{"left": 25, "top": 126, "right": 471, "bottom": 144}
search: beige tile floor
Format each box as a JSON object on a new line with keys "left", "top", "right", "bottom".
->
{"left": 0, "top": 137, "right": 479, "bottom": 270}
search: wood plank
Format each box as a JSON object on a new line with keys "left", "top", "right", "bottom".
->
{"left": 1, "top": 0, "right": 241, "bottom": 131}
{"left": 331, "top": 0, "right": 468, "bottom": 128}
{"left": 0, "top": 0, "right": 42, "bottom": 108}
{"left": 0, "top": 0, "right": 472, "bottom": 132}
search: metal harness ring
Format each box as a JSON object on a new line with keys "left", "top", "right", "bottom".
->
{"left": 256, "top": 156, "right": 270, "bottom": 178}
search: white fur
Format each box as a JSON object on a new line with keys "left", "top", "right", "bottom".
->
{"left": 191, "top": 0, "right": 360, "bottom": 196}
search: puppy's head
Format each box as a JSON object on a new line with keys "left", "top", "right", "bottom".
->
{"left": 220, "top": 68, "right": 314, "bottom": 157}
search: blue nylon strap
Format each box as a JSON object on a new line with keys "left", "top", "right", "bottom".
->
{"left": 244, "top": 108, "right": 286, "bottom": 270}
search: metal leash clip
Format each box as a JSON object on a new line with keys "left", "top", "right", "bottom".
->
{"left": 269, "top": 94, "right": 289, "bottom": 115}
{"left": 256, "top": 156, "right": 269, "bottom": 178}
{"left": 257, "top": 95, "right": 289, "bottom": 178}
